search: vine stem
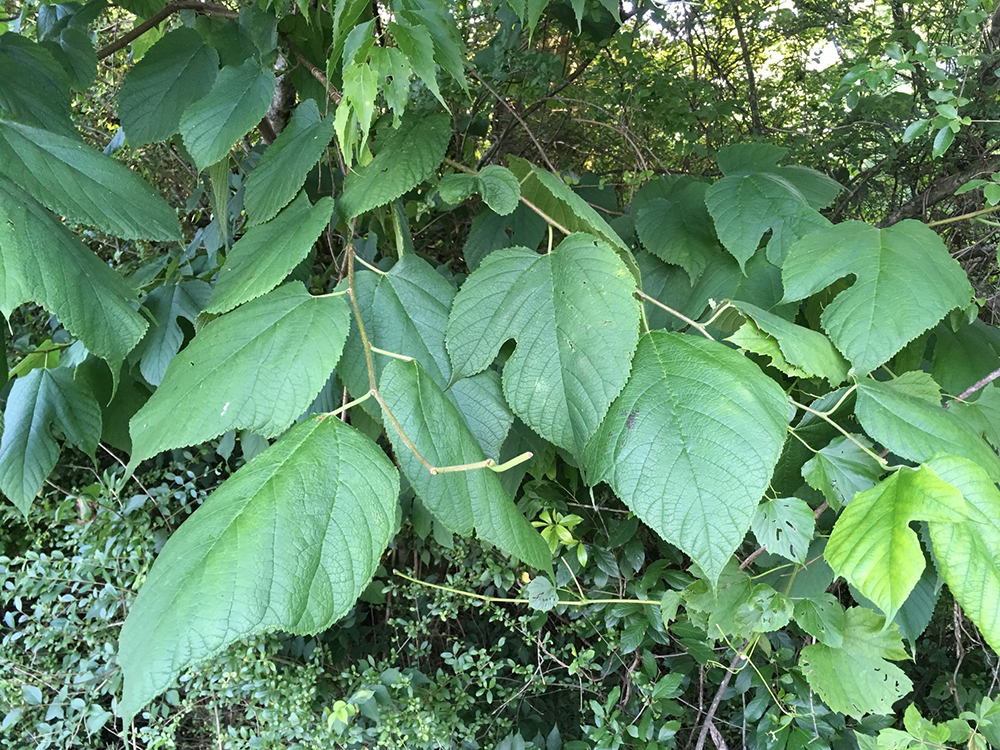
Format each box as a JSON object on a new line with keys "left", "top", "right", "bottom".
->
{"left": 345, "top": 222, "right": 377, "bottom": 393}
{"left": 926, "top": 203, "right": 1000, "bottom": 227}
{"left": 634, "top": 290, "right": 715, "bottom": 340}
{"left": 393, "top": 570, "right": 661, "bottom": 607}
{"left": 370, "top": 346, "right": 412, "bottom": 362}
{"left": 318, "top": 392, "right": 372, "bottom": 421}
{"left": 788, "top": 396, "right": 888, "bottom": 468}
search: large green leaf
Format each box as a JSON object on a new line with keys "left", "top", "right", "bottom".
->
{"left": 800, "top": 607, "right": 913, "bottom": 718}
{"left": 378, "top": 358, "right": 550, "bottom": 570}
{"left": 133, "top": 281, "right": 212, "bottom": 386}
{"left": 179, "top": 58, "right": 275, "bottom": 171}
{"left": 388, "top": 20, "right": 445, "bottom": 107}
{"left": 507, "top": 157, "right": 640, "bottom": 282}
{"left": 243, "top": 100, "right": 336, "bottom": 225}
{"left": 341, "top": 255, "right": 513, "bottom": 455}
{"left": 118, "top": 416, "right": 399, "bottom": 723}
{"left": 206, "top": 193, "right": 335, "bottom": 314}
{"left": 855, "top": 374, "right": 1000, "bottom": 481}
{"left": 128, "top": 283, "right": 349, "bottom": 466}
{"left": 0, "top": 120, "right": 181, "bottom": 241}
{"left": 826, "top": 466, "right": 966, "bottom": 624}
{"left": 0, "top": 368, "right": 101, "bottom": 515}
{"left": 705, "top": 169, "right": 831, "bottom": 268}
{"left": 447, "top": 234, "right": 640, "bottom": 456}
{"left": 582, "top": 331, "right": 789, "bottom": 584}
{"left": 924, "top": 454, "right": 1000, "bottom": 653}
{"left": 801, "top": 435, "right": 883, "bottom": 510}
{"left": 750, "top": 496, "right": 814, "bottom": 564}
{"left": 0, "top": 177, "right": 148, "bottom": 377}
{"left": 118, "top": 28, "right": 219, "bottom": 147}
{"left": 728, "top": 301, "right": 849, "bottom": 385}
{"left": 782, "top": 221, "right": 973, "bottom": 375}
{"left": 339, "top": 113, "right": 451, "bottom": 218}
{"left": 0, "top": 33, "right": 75, "bottom": 137}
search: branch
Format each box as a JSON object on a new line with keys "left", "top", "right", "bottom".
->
{"left": 946, "top": 365, "right": 1000, "bottom": 407}
{"left": 97, "top": 1, "right": 238, "bottom": 60}
{"left": 880, "top": 152, "right": 1000, "bottom": 226}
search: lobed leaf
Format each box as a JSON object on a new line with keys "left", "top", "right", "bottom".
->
{"left": 447, "top": 234, "right": 640, "bottom": 457}
{"left": 782, "top": 221, "right": 973, "bottom": 375}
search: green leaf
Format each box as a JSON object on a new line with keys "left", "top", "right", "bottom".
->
{"left": 659, "top": 590, "right": 681, "bottom": 627}
{"left": 0, "top": 33, "right": 76, "bottom": 137}
{"left": 634, "top": 178, "right": 720, "bottom": 282}
{"left": 583, "top": 331, "right": 789, "bottom": 584}
{"left": 179, "top": 58, "right": 275, "bottom": 172}
{"left": 438, "top": 173, "right": 477, "bottom": 205}
{"left": 447, "top": 234, "right": 640, "bottom": 456}
{"left": 243, "top": 100, "right": 336, "bottom": 225}
{"left": 924, "top": 454, "right": 1000, "bottom": 653}
{"left": 378, "top": 359, "right": 551, "bottom": 570}
{"left": 728, "top": 302, "right": 849, "bottom": 385}
{"left": 802, "top": 435, "right": 884, "bottom": 510}
{"left": 206, "top": 193, "right": 335, "bottom": 314}
{"left": 750, "top": 497, "right": 814, "bottom": 564}
{"left": 705, "top": 170, "right": 831, "bottom": 268}
{"left": 477, "top": 165, "right": 521, "bottom": 216}
{"left": 339, "top": 113, "right": 451, "bottom": 218}
{"left": 855, "top": 374, "right": 1000, "bottom": 481}
{"left": 794, "top": 594, "right": 845, "bottom": 647}
{"left": 932, "top": 126, "right": 955, "bottom": 157}
{"left": 826, "top": 466, "right": 966, "bottom": 624}
{"left": 0, "top": 177, "right": 148, "bottom": 378}
{"left": 398, "top": 0, "right": 468, "bottom": 93}
{"left": 800, "top": 607, "right": 913, "bottom": 718}
{"left": 446, "top": 371, "right": 513, "bottom": 460}
{"left": 118, "top": 416, "right": 399, "bottom": 724}
{"left": 41, "top": 25, "right": 95, "bottom": 91}
{"left": 0, "top": 368, "right": 101, "bottom": 514}
{"left": 782, "top": 221, "right": 972, "bottom": 375}
{"left": 128, "top": 283, "right": 350, "bottom": 466}
{"left": 133, "top": 281, "right": 212, "bottom": 386}
{"left": 389, "top": 21, "right": 445, "bottom": 107}
{"left": 508, "top": 157, "right": 641, "bottom": 283}
{"left": 0, "top": 119, "right": 181, "bottom": 241}
{"left": 526, "top": 576, "right": 558, "bottom": 611}
{"left": 931, "top": 320, "right": 1000, "bottom": 400}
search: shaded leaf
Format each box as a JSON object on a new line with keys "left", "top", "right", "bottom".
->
{"left": 794, "top": 594, "right": 845, "bottom": 647}
{"left": 477, "top": 165, "right": 520, "bottom": 216}
{"left": 179, "top": 58, "right": 275, "bottom": 171}
{"left": 751, "top": 497, "right": 814, "bottom": 564}
{"left": 634, "top": 178, "right": 720, "bottom": 282}
{"left": 134, "top": 281, "right": 212, "bottom": 386}
{"left": 856, "top": 374, "right": 1000, "bottom": 481}
{"left": 340, "top": 113, "right": 451, "bottom": 218}
{"left": 0, "top": 177, "right": 148, "bottom": 378}
{"left": 243, "top": 100, "right": 336, "bottom": 225}
{"left": 0, "top": 119, "right": 181, "bottom": 241}
{"left": 0, "top": 33, "right": 75, "bottom": 136}
{"left": 206, "top": 193, "right": 335, "bottom": 314}
{"left": 0, "top": 368, "right": 101, "bottom": 514}
{"left": 802, "top": 435, "right": 884, "bottom": 510}
{"left": 118, "top": 416, "right": 399, "bottom": 723}
{"left": 583, "top": 331, "right": 789, "bottom": 584}
{"left": 800, "top": 607, "right": 913, "bottom": 719}
{"left": 129, "top": 283, "right": 349, "bottom": 466}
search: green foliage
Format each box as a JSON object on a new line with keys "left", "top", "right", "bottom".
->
{"left": 2, "top": 0, "right": 1000, "bottom": 746}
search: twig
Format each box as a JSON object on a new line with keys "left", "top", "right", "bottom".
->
{"left": 693, "top": 649, "right": 744, "bottom": 750}
{"left": 286, "top": 40, "right": 342, "bottom": 104}
{"left": 946, "top": 364, "right": 1000, "bottom": 406}
{"left": 739, "top": 546, "right": 766, "bottom": 570}
{"left": 97, "top": 1, "right": 238, "bottom": 59}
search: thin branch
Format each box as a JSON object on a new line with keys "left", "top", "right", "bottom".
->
{"left": 693, "top": 649, "right": 745, "bottom": 750}
{"left": 286, "top": 40, "right": 342, "bottom": 104}
{"left": 927, "top": 203, "right": 1000, "bottom": 227}
{"left": 635, "top": 290, "right": 715, "bottom": 340}
{"left": 947, "top": 365, "right": 1000, "bottom": 406}
{"left": 97, "top": 1, "right": 238, "bottom": 59}
{"left": 519, "top": 196, "right": 572, "bottom": 236}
